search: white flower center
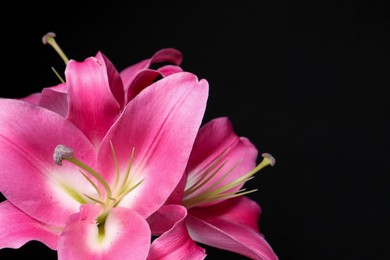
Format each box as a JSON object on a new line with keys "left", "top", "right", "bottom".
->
{"left": 53, "top": 143, "right": 143, "bottom": 237}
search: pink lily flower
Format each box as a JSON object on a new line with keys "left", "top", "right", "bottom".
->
{"left": 0, "top": 54, "right": 208, "bottom": 259}
{"left": 20, "top": 45, "right": 183, "bottom": 118}
{"left": 20, "top": 45, "right": 185, "bottom": 148}
{"left": 147, "top": 117, "right": 278, "bottom": 259}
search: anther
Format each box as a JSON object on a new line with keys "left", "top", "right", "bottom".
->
{"left": 261, "top": 153, "right": 276, "bottom": 167}
{"left": 53, "top": 144, "right": 74, "bottom": 166}
{"left": 42, "top": 32, "right": 57, "bottom": 45}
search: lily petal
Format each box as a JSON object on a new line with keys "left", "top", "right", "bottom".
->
{"left": 0, "top": 201, "right": 60, "bottom": 250}
{"left": 120, "top": 48, "right": 183, "bottom": 102}
{"left": 66, "top": 57, "right": 121, "bottom": 146}
{"left": 191, "top": 196, "right": 262, "bottom": 233}
{"left": 120, "top": 59, "right": 150, "bottom": 95}
{"left": 148, "top": 48, "right": 183, "bottom": 66}
{"left": 157, "top": 65, "right": 183, "bottom": 77}
{"left": 95, "top": 52, "right": 125, "bottom": 108}
{"left": 57, "top": 204, "right": 150, "bottom": 260}
{"left": 187, "top": 198, "right": 278, "bottom": 260}
{"left": 185, "top": 117, "right": 258, "bottom": 206}
{"left": 126, "top": 65, "right": 184, "bottom": 101}
{"left": 147, "top": 205, "right": 206, "bottom": 260}
{"left": 0, "top": 99, "right": 96, "bottom": 227}
{"left": 126, "top": 69, "right": 161, "bottom": 101}
{"left": 147, "top": 204, "right": 188, "bottom": 236}
{"left": 98, "top": 72, "right": 209, "bottom": 218}
{"left": 39, "top": 83, "right": 68, "bottom": 117}
{"left": 19, "top": 93, "right": 41, "bottom": 104}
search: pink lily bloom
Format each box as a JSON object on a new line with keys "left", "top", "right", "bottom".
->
{"left": 147, "top": 117, "right": 278, "bottom": 259}
{"left": 20, "top": 47, "right": 183, "bottom": 119}
{"left": 20, "top": 47, "right": 185, "bottom": 148}
{"left": 0, "top": 54, "right": 208, "bottom": 259}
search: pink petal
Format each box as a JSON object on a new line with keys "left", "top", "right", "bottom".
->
{"left": 39, "top": 83, "right": 68, "bottom": 117}
{"left": 120, "top": 48, "right": 183, "bottom": 102}
{"left": 126, "top": 66, "right": 184, "bottom": 102}
{"left": 164, "top": 173, "right": 187, "bottom": 205}
{"left": 157, "top": 65, "right": 183, "bottom": 77}
{"left": 97, "top": 72, "right": 209, "bottom": 218}
{"left": 95, "top": 52, "right": 125, "bottom": 108}
{"left": 192, "top": 196, "right": 262, "bottom": 233}
{"left": 19, "top": 93, "right": 41, "bottom": 104}
{"left": 65, "top": 57, "right": 121, "bottom": 146}
{"left": 120, "top": 59, "right": 150, "bottom": 95}
{"left": 147, "top": 204, "right": 188, "bottom": 236}
{"left": 126, "top": 69, "right": 161, "bottom": 101}
{"left": 18, "top": 77, "right": 68, "bottom": 106}
{"left": 0, "top": 201, "right": 60, "bottom": 250}
{"left": 185, "top": 117, "right": 258, "bottom": 206}
{"left": 148, "top": 48, "right": 183, "bottom": 65}
{"left": 147, "top": 205, "right": 206, "bottom": 260}
{"left": 0, "top": 99, "right": 96, "bottom": 227}
{"left": 187, "top": 199, "right": 278, "bottom": 260}
{"left": 57, "top": 204, "right": 151, "bottom": 260}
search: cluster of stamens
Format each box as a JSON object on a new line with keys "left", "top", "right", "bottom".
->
{"left": 53, "top": 144, "right": 143, "bottom": 234}
{"left": 183, "top": 152, "right": 275, "bottom": 209}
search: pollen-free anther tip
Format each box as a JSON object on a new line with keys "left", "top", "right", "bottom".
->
{"left": 42, "top": 32, "right": 56, "bottom": 45}
{"left": 261, "top": 153, "right": 275, "bottom": 166}
{"left": 53, "top": 144, "right": 74, "bottom": 166}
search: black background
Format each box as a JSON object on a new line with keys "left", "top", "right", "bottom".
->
{"left": 1, "top": 1, "right": 389, "bottom": 259}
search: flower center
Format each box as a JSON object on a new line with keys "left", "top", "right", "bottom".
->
{"left": 182, "top": 152, "right": 275, "bottom": 209}
{"left": 53, "top": 144, "right": 143, "bottom": 237}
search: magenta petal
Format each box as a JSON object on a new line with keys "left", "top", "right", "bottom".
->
{"left": 120, "top": 59, "right": 150, "bottom": 96}
{"left": 0, "top": 201, "right": 60, "bottom": 250}
{"left": 57, "top": 205, "right": 151, "bottom": 260}
{"left": 157, "top": 65, "right": 183, "bottom": 77}
{"left": 98, "top": 72, "right": 209, "bottom": 218}
{"left": 0, "top": 99, "right": 96, "bottom": 227}
{"left": 126, "top": 69, "right": 161, "bottom": 101}
{"left": 39, "top": 83, "right": 68, "bottom": 117}
{"left": 120, "top": 48, "right": 183, "bottom": 101}
{"left": 66, "top": 57, "right": 121, "bottom": 146}
{"left": 147, "top": 205, "right": 206, "bottom": 260}
{"left": 192, "top": 196, "right": 262, "bottom": 233}
{"left": 185, "top": 117, "right": 258, "bottom": 205}
{"left": 187, "top": 198, "right": 278, "bottom": 260}
{"left": 148, "top": 48, "right": 183, "bottom": 65}
{"left": 19, "top": 93, "right": 41, "bottom": 104}
{"left": 127, "top": 65, "right": 184, "bottom": 101}
{"left": 95, "top": 52, "right": 125, "bottom": 108}
{"left": 147, "top": 204, "right": 188, "bottom": 235}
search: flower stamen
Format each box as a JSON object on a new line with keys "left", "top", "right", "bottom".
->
{"left": 79, "top": 170, "right": 103, "bottom": 201}
{"left": 42, "top": 32, "right": 69, "bottom": 64}
{"left": 51, "top": 66, "right": 65, "bottom": 83}
{"left": 119, "top": 147, "right": 135, "bottom": 192}
{"left": 53, "top": 144, "right": 113, "bottom": 201}
{"left": 53, "top": 144, "right": 144, "bottom": 238}
{"left": 110, "top": 141, "right": 121, "bottom": 190}
{"left": 184, "top": 155, "right": 226, "bottom": 197}
{"left": 183, "top": 152, "right": 275, "bottom": 208}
